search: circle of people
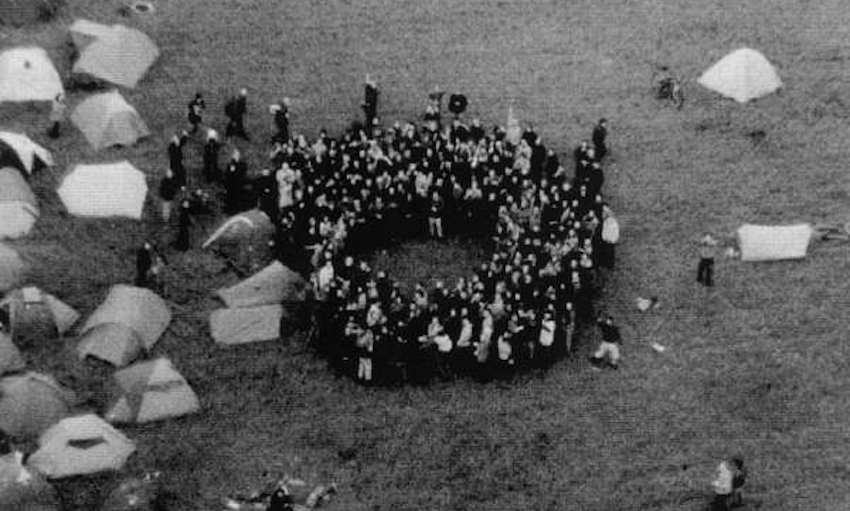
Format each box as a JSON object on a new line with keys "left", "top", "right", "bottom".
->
{"left": 156, "top": 80, "right": 622, "bottom": 386}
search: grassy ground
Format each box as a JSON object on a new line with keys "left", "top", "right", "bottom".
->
{"left": 3, "top": 0, "right": 850, "bottom": 510}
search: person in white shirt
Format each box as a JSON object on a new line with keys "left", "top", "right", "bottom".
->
{"left": 711, "top": 460, "right": 734, "bottom": 511}
{"left": 599, "top": 204, "right": 620, "bottom": 270}
{"left": 538, "top": 309, "right": 556, "bottom": 367}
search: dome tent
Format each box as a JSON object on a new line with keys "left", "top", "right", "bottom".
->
{"left": 70, "top": 91, "right": 150, "bottom": 150}
{"left": 70, "top": 19, "right": 159, "bottom": 89}
{"left": 0, "top": 243, "right": 25, "bottom": 293}
{"left": 0, "top": 132, "right": 54, "bottom": 176}
{"left": 0, "top": 0, "right": 63, "bottom": 27}
{"left": 698, "top": 48, "right": 782, "bottom": 103}
{"left": 0, "top": 47, "right": 64, "bottom": 104}
{"left": 0, "top": 286, "right": 80, "bottom": 340}
{"left": 58, "top": 161, "right": 148, "bottom": 219}
{"left": 104, "top": 358, "right": 200, "bottom": 424}
{"left": 0, "top": 167, "right": 38, "bottom": 239}
{"left": 0, "top": 372, "right": 76, "bottom": 440}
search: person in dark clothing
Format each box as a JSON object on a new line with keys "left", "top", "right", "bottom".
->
{"left": 187, "top": 92, "right": 205, "bottom": 134}
{"left": 203, "top": 129, "right": 221, "bottom": 182}
{"left": 590, "top": 315, "right": 622, "bottom": 369}
{"left": 48, "top": 93, "right": 66, "bottom": 139}
{"left": 168, "top": 133, "right": 188, "bottom": 185}
{"left": 223, "top": 149, "right": 247, "bottom": 213}
{"left": 592, "top": 118, "right": 608, "bottom": 160}
{"left": 225, "top": 88, "right": 249, "bottom": 140}
{"left": 448, "top": 93, "right": 468, "bottom": 119}
{"left": 730, "top": 457, "right": 746, "bottom": 508}
{"left": 271, "top": 98, "right": 291, "bottom": 144}
{"left": 697, "top": 234, "right": 717, "bottom": 287}
{"left": 428, "top": 190, "right": 445, "bottom": 239}
{"left": 362, "top": 75, "right": 379, "bottom": 127}
{"left": 174, "top": 200, "right": 192, "bottom": 251}
{"left": 256, "top": 168, "right": 279, "bottom": 221}
{"left": 135, "top": 242, "right": 153, "bottom": 287}
{"left": 158, "top": 168, "right": 179, "bottom": 222}
{"left": 267, "top": 482, "right": 294, "bottom": 511}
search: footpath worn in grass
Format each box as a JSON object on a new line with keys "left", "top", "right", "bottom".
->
{"left": 2, "top": 0, "right": 850, "bottom": 510}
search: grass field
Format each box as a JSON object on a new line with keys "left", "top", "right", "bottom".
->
{"left": 3, "top": 0, "right": 850, "bottom": 510}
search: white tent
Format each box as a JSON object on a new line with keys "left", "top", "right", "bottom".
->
{"left": 210, "top": 305, "right": 283, "bottom": 345}
{"left": 70, "top": 91, "right": 150, "bottom": 150}
{"left": 737, "top": 223, "right": 812, "bottom": 262}
{"left": 698, "top": 48, "right": 782, "bottom": 103}
{"left": 0, "top": 132, "right": 54, "bottom": 175}
{"left": 70, "top": 20, "right": 160, "bottom": 89}
{"left": 0, "top": 47, "right": 63, "bottom": 104}
{"left": 58, "top": 161, "right": 148, "bottom": 219}
{"left": 0, "top": 167, "right": 38, "bottom": 239}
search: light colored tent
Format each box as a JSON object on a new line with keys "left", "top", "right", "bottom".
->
{"left": 698, "top": 48, "right": 782, "bottom": 103}
{"left": 0, "top": 372, "right": 75, "bottom": 439}
{"left": 28, "top": 414, "right": 135, "bottom": 479}
{"left": 58, "top": 161, "right": 148, "bottom": 219}
{"left": 71, "top": 21, "right": 159, "bottom": 89}
{"left": 71, "top": 91, "right": 150, "bottom": 150}
{"left": 0, "top": 167, "right": 38, "bottom": 239}
{"left": 202, "top": 209, "right": 274, "bottom": 248}
{"left": 210, "top": 305, "right": 283, "bottom": 345}
{"left": 0, "top": 451, "right": 57, "bottom": 511}
{"left": 0, "top": 47, "right": 63, "bottom": 103}
{"left": 737, "top": 223, "right": 812, "bottom": 262}
{"left": 216, "top": 261, "right": 306, "bottom": 308}
{"left": 0, "top": 286, "right": 80, "bottom": 338}
{"left": 79, "top": 285, "right": 170, "bottom": 352}
{"left": 0, "top": 132, "right": 54, "bottom": 175}
{"left": 0, "top": 0, "right": 63, "bottom": 27}
{"left": 0, "top": 332, "right": 25, "bottom": 375}
{"left": 69, "top": 19, "right": 115, "bottom": 51}
{"left": 77, "top": 323, "right": 145, "bottom": 367}
{"left": 0, "top": 243, "right": 25, "bottom": 292}
{"left": 104, "top": 358, "right": 200, "bottom": 424}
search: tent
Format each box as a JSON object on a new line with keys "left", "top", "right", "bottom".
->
{"left": 0, "top": 372, "right": 75, "bottom": 439}
{"left": 216, "top": 261, "right": 307, "bottom": 308}
{"left": 0, "top": 132, "right": 54, "bottom": 175}
{"left": 0, "top": 0, "right": 63, "bottom": 27}
{"left": 0, "top": 451, "right": 57, "bottom": 511}
{"left": 77, "top": 323, "right": 145, "bottom": 367}
{"left": 737, "top": 223, "right": 813, "bottom": 262}
{"left": 0, "top": 47, "right": 63, "bottom": 104}
{"left": 71, "top": 91, "right": 150, "bottom": 150}
{"left": 71, "top": 21, "right": 159, "bottom": 89}
{"left": 1, "top": 286, "right": 79, "bottom": 339}
{"left": 0, "top": 332, "right": 25, "bottom": 375}
{"left": 698, "top": 48, "right": 782, "bottom": 103}
{"left": 0, "top": 167, "right": 38, "bottom": 239}
{"left": 210, "top": 305, "right": 284, "bottom": 345}
{"left": 28, "top": 414, "right": 135, "bottom": 478}
{"left": 58, "top": 161, "right": 148, "bottom": 219}
{"left": 79, "top": 285, "right": 170, "bottom": 351}
{"left": 104, "top": 358, "right": 200, "bottom": 424}
{"left": 0, "top": 243, "right": 25, "bottom": 292}
{"left": 202, "top": 209, "right": 274, "bottom": 249}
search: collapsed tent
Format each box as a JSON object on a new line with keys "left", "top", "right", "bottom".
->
{"left": 210, "top": 305, "right": 285, "bottom": 345}
{"left": 0, "top": 243, "right": 25, "bottom": 293}
{"left": 0, "top": 0, "right": 63, "bottom": 27}
{"left": 104, "top": 358, "right": 200, "bottom": 424}
{"left": 70, "top": 20, "right": 159, "bottom": 89}
{"left": 737, "top": 223, "right": 813, "bottom": 262}
{"left": 698, "top": 48, "right": 782, "bottom": 103}
{"left": 0, "top": 132, "right": 54, "bottom": 175}
{"left": 0, "top": 286, "right": 80, "bottom": 339}
{"left": 0, "top": 372, "right": 75, "bottom": 440}
{"left": 70, "top": 91, "right": 150, "bottom": 150}
{"left": 0, "top": 331, "right": 25, "bottom": 375}
{"left": 28, "top": 414, "right": 135, "bottom": 478}
{"left": 202, "top": 209, "right": 274, "bottom": 248}
{"left": 216, "top": 261, "right": 307, "bottom": 308}
{"left": 0, "top": 167, "right": 38, "bottom": 239}
{"left": 77, "top": 285, "right": 170, "bottom": 366}
{"left": 58, "top": 161, "right": 148, "bottom": 219}
{"left": 0, "top": 47, "right": 64, "bottom": 104}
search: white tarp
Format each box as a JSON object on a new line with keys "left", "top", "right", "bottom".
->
{"left": 737, "top": 223, "right": 812, "bottom": 262}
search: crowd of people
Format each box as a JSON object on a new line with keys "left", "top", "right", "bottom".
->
{"left": 153, "top": 79, "right": 622, "bottom": 385}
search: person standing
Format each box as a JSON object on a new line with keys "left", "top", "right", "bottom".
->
{"left": 187, "top": 92, "right": 205, "bottom": 134}
{"left": 697, "top": 233, "right": 718, "bottom": 287}
{"left": 428, "top": 190, "right": 445, "bottom": 239}
{"left": 223, "top": 149, "right": 247, "bottom": 213}
{"left": 47, "top": 93, "right": 66, "bottom": 139}
{"left": 202, "top": 129, "right": 221, "bottom": 182}
{"left": 168, "top": 133, "right": 188, "bottom": 186}
{"left": 599, "top": 205, "right": 620, "bottom": 270}
{"left": 174, "top": 200, "right": 192, "bottom": 251}
{"left": 592, "top": 118, "right": 608, "bottom": 160}
{"left": 362, "top": 74, "right": 379, "bottom": 128}
{"left": 590, "top": 315, "right": 622, "bottom": 370}
{"left": 135, "top": 242, "right": 153, "bottom": 287}
{"left": 711, "top": 459, "right": 734, "bottom": 511}
{"left": 158, "top": 168, "right": 179, "bottom": 222}
{"left": 225, "top": 88, "right": 249, "bottom": 140}
{"left": 271, "top": 97, "right": 291, "bottom": 144}
{"left": 730, "top": 457, "right": 747, "bottom": 508}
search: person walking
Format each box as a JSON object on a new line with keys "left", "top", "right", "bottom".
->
{"left": 47, "top": 93, "right": 66, "bottom": 139}
{"left": 592, "top": 118, "right": 608, "bottom": 160}
{"left": 697, "top": 233, "right": 718, "bottom": 287}
{"left": 590, "top": 315, "right": 622, "bottom": 370}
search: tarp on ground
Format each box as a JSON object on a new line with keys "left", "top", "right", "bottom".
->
{"left": 0, "top": 372, "right": 75, "bottom": 440}
{"left": 0, "top": 132, "right": 54, "bottom": 175}
{"left": 737, "top": 223, "right": 813, "bottom": 262}
{"left": 71, "top": 91, "right": 150, "bottom": 150}
{"left": 216, "top": 261, "right": 307, "bottom": 308}
{"left": 698, "top": 48, "right": 782, "bottom": 103}
{"left": 0, "top": 286, "right": 80, "bottom": 338}
{"left": 0, "top": 243, "right": 25, "bottom": 293}
{"left": 71, "top": 21, "right": 159, "bottom": 88}
{"left": 0, "top": 47, "right": 63, "bottom": 103}
{"left": 210, "top": 305, "right": 283, "bottom": 345}
{"left": 104, "top": 358, "right": 200, "bottom": 424}
{"left": 0, "top": 167, "right": 38, "bottom": 239}
{"left": 28, "top": 414, "right": 135, "bottom": 478}
{"left": 79, "top": 285, "right": 170, "bottom": 350}
{"left": 58, "top": 161, "right": 148, "bottom": 219}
